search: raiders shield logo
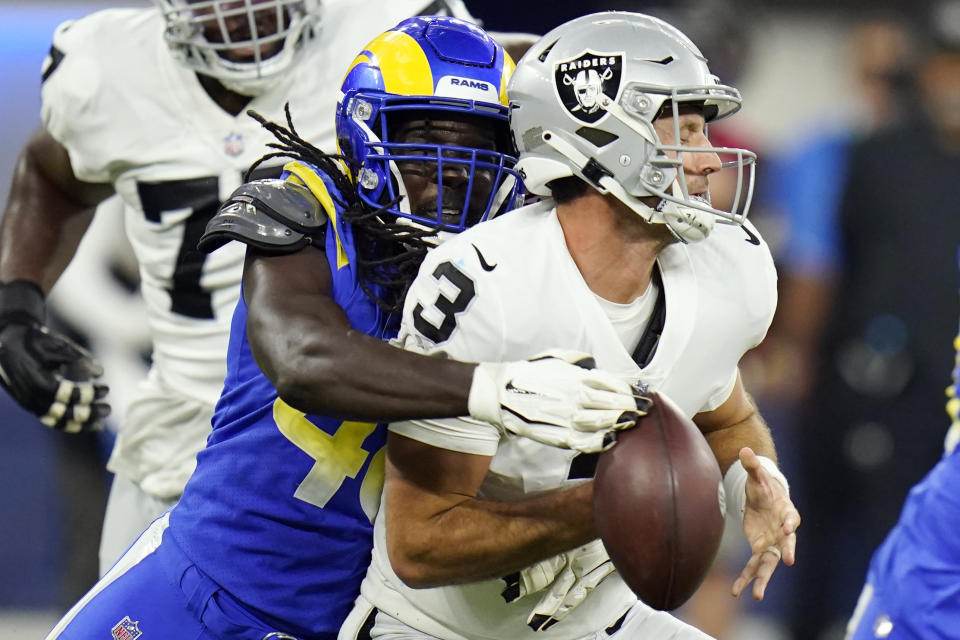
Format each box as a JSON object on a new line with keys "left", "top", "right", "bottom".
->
{"left": 554, "top": 51, "right": 623, "bottom": 124}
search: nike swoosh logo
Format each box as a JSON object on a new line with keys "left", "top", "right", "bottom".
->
{"left": 472, "top": 243, "right": 497, "bottom": 271}
{"left": 504, "top": 380, "right": 535, "bottom": 395}
{"left": 742, "top": 225, "right": 760, "bottom": 246}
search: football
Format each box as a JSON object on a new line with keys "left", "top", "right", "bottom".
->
{"left": 593, "top": 391, "right": 725, "bottom": 610}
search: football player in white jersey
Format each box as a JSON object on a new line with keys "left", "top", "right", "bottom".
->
{"left": 0, "top": 0, "right": 569, "bottom": 578}
{"left": 340, "top": 12, "right": 802, "bottom": 640}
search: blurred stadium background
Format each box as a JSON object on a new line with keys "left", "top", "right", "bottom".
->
{"left": 1, "top": 0, "right": 953, "bottom": 637}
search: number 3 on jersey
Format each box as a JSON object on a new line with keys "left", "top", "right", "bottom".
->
{"left": 273, "top": 398, "right": 385, "bottom": 523}
{"left": 412, "top": 261, "right": 476, "bottom": 343}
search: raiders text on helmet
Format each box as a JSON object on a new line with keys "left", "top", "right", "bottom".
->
{"left": 555, "top": 52, "right": 623, "bottom": 124}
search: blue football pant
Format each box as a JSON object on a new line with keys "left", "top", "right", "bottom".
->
{"left": 46, "top": 513, "right": 321, "bottom": 640}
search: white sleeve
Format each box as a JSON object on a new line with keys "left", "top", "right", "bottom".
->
{"left": 700, "top": 368, "right": 739, "bottom": 413}
{"left": 749, "top": 225, "right": 779, "bottom": 350}
{"left": 390, "top": 416, "right": 500, "bottom": 456}
{"left": 697, "top": 221, "right": 778, "bottom": 414}
{"left": 40, "top": 15, "right": 117, "bottom": 183}
{"left": 389, "top": 240, "right": 506, "bottom": 452}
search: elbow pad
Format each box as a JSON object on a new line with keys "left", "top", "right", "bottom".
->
{"left": 198, "top": 179, "right": 328, "bottom": 254}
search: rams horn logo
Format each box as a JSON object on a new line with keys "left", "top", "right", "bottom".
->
{"left": 554, "top": 51, "right": 623, "bottom": 124}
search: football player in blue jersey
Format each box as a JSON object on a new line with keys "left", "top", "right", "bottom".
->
{"left": 45, "top": 16, "right": 641, "bottom": 640}
{"left": 845, "top": 297, "right": 960, "bottom": 639}
{"left": 840, "top": 18, "right": 960, "bottom": 640}
{"left": 0, "top": 0, "right": 537, "bottom": 588}
{"left": 845, "top": 288, "right": 960, "bottom": 639}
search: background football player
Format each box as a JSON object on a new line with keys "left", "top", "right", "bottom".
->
{"left": 44, "top": 16, "right": 640, "bottom": 640}
{"left": 340, "top": 12, "right": 800, "bottom": 640}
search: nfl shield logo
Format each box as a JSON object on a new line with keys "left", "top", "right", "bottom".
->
{"left": 111, "top": 616, "right": 142, "bottom": 640}
{"left": 224, "top": 132, "right": 244, "bottom": 156}
{"left": 554, "top": 51, "right": 623, "bottom": 124}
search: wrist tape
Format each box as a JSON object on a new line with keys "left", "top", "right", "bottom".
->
{"left": 467, "top": 362, "right": 501, "bottom": 424}
{"left": 0, "top": 280, "right": 46, "bottom": 325}
{"left": 722, "top": 456, "right": 789, "bottom": 522}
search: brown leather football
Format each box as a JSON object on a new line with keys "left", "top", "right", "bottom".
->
{"left": 593, "top": 391, "right": 725, "bottom": 610}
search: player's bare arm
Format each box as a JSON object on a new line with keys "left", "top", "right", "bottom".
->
{"left": 694, "top": 372, "right": 801, "bottom": 601}
{"left": 383, "top": 431, "right": 595, "bottom": 588}
{"left": 243, "top": 246, "right": 476, "bottom": 422}
{"left": 226, "top": 176, "right": 635, "bottom": 446}
{"left": 0, "top": 128, "right": 113, "bottom": 290}
{"left": 694, "top": 372, "right": 775, "bottom": 472}
{"left": 0, "top": 127, "right": 113, "bottom": 432}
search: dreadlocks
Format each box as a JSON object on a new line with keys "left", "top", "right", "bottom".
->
{"left": 245, "top": 105, "right": 437, "bottom": 316}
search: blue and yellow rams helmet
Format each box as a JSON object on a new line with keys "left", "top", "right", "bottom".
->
{"left": 336, "top": 16, "right": 522, "bottom": 234}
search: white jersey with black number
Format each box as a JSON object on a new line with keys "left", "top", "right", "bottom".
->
{"left": 39, "top": 0, "right": 475, "bottom": 499}
{"left": 358, "top": 200, "right": 777, "bottom": 640}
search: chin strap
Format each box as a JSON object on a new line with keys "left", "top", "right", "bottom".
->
{"left": 538, "top": 131, "right": 713, "bottom": 243}
{"left": 655, "top": 189, "right": 716, "bottom": 243}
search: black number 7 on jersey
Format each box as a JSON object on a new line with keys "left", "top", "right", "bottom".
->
{"left": 412, "top": 261, "right": 476, "bottom": 344}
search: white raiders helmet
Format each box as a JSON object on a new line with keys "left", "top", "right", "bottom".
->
{"left": 509, "top": 11, "right": 756, "bottom": 243}
{"left": 153, "top": 0, "right": 321, "bottom": 96}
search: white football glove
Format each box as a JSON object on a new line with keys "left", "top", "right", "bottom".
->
{"left": 469, "top": 350, "right": 644, "bottom": 453}
{"left": 501, "top": 539, "right": 616, "bottom": 632}
{"left": 500, "top": 554, "right": 568, "bottom": 604}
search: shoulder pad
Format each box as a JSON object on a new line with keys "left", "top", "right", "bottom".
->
{"left": 199, "top": 179, "right": 328, "bottom": 254}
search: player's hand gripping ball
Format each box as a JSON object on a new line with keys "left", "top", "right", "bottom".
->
{"left": 593, "top": 391, "right": 724, "bottom": 610}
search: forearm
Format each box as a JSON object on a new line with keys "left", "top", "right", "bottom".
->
{"left": 695, "top": 374, "right": 777, "bottom": 474}
{"left": 0, "top": 130, "right": 109, "bottom": 290}
{"left": 696, "top": 379, "right": 792, "bottom": 534}
{"left": 388, "top": 479, "right": 595, "bottom": 588}
{"left": 274, "top": 318, "right": 476, "bottom": 421}
{"left": 1, "top": 164, "right": 92, "bottom": 291}
{"left": 245, "top": 249, "right": 476, "bottom": 422}
{"left": 703, "top": 409, "right": 776, "bottom": 474}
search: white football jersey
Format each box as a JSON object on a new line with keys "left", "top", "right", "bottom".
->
{"left": 359, "top": 201, "right": 777, "bottom": 639}
{"left": 39, "top": 0, "right": 476, "bottom": 498}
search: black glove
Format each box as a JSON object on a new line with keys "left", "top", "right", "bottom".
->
{"left": 0, "top": 280, "right": 109, "bottom": 432}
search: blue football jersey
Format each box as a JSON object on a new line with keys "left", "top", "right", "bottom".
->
{"left": 168, "top": 162, "right": 395, "bottom": 638}
{"left": 849, "top": 251, "right": 960, "bottom": 639}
